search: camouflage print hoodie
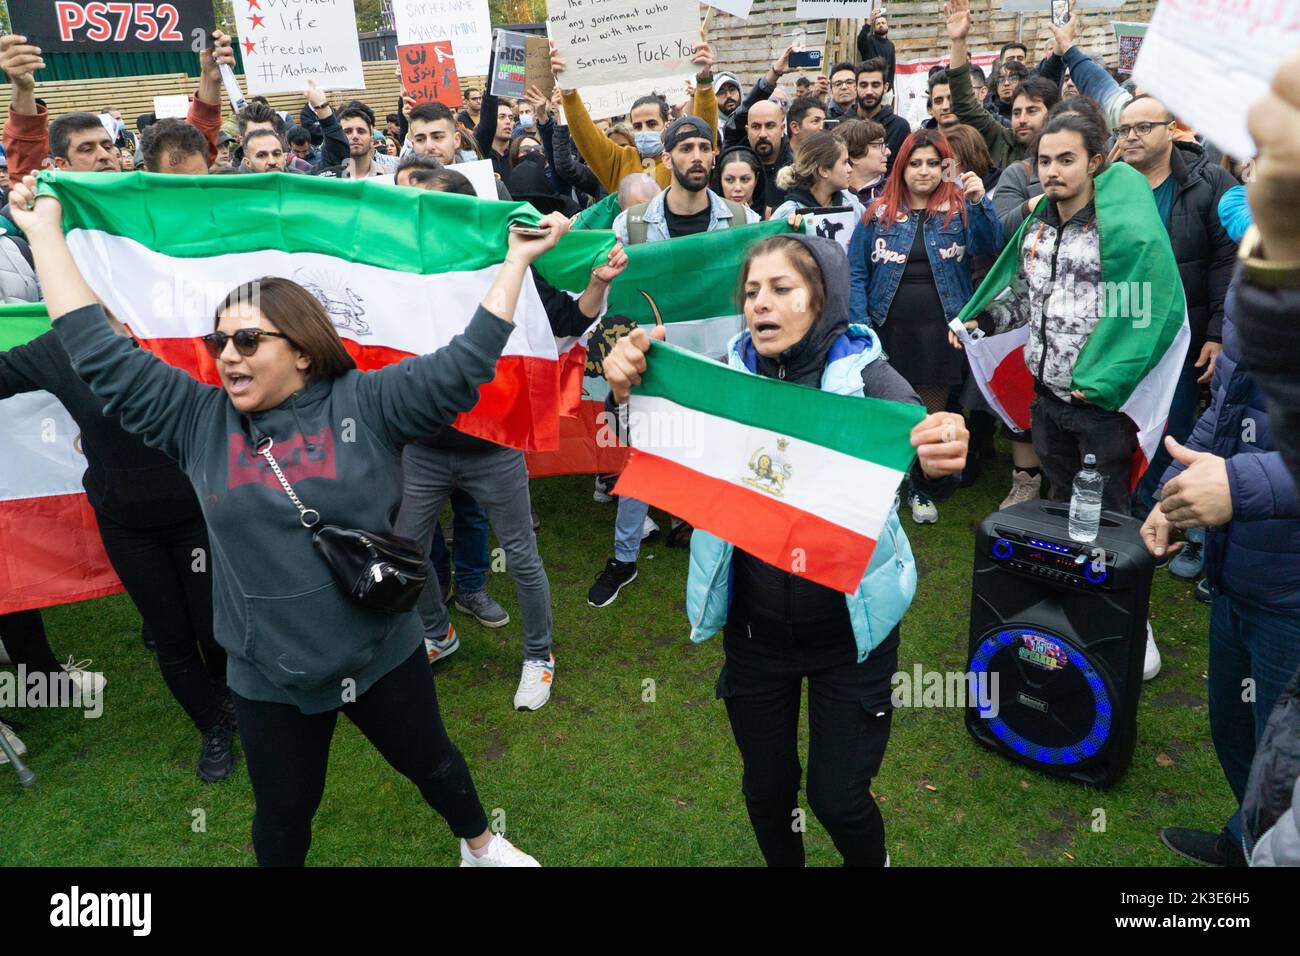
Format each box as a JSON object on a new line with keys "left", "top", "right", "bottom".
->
{"left": 981, "top": 201, "right": 1102, "bottom": 401}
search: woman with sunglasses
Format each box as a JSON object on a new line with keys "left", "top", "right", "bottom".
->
{"left": 9, "top": 173, "right": 564, "bottom": 866}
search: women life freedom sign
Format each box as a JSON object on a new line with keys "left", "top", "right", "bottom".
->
{"left": 547, "top": 0, "right": 701, "bottom": 89}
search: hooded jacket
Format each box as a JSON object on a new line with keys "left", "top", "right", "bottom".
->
{"left": 769, "top": 185, "right": 866, "bottom": 224}
{"left": 686, "top": 234, "right": 957, "bottom": 661}
{"left": 52, "top": 301, "right": 514, "bottom": 714}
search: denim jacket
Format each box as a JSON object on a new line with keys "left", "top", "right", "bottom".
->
{"left": 685, "top": 324, "right": 918, "bottom": 663}
{"left": 847, "top": 197, "right": 1003, "bottom": 326}
{"left": 612, "top": 187, "right": 761, "bottom": 245}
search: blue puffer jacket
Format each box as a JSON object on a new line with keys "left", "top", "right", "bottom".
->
{"left": 847, "top": 196, "right": 1003, "bottom": 327}
{"left": 685, "top": 323, "right": 918, "bottom": 663}
{"left": 1158, "top": 283, "right": 1300, "bottom": 613}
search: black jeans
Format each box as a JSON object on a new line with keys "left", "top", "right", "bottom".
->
{"left": 0, "top": 609, "right": 61, "bottom": 674}
{"left": 1030, "top": 388, "right": 1137, "bottom": 512}
{"left": 232, "top": 647, "right": 489, "bottom": 866}
{"left": 95, "top": 511, "right": 227, "bottom": 733}
{"left": 718, "top": 615, "right": 899, "bottom": 867}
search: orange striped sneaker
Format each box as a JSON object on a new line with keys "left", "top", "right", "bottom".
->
{"left": 513, "top": 654, "right": 554, "bottom": 711}
{"left": 425, "top": 625, "right": 460, "bottom": 664}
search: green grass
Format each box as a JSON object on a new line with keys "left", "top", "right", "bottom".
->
{"left": 0, "top": 446, "right": 1225, "bottom": 866}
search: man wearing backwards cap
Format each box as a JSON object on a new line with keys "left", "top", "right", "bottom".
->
{"left": 592, "top": 115, "right": 760, "bottom": 610}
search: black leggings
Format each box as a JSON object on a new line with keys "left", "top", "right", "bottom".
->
{"left": 0, "top": 609, "right": 61, "bottom": 674}
{"left": 95, "top": 512, "right": 227, "bottom": 733}
{"left": 719, "top": 619, "right": 899, "bottom": 867}
{"left": 232, "top": 646, "right": 489, "bottom": 866}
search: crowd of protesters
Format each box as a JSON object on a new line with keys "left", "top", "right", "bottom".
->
{"left": 1, "top": 0, "right": 1298, "bottom": 869}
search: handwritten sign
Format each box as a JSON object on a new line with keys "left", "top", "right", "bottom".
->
{"left": 525, "top": 36, "right": 556, "bottom": 100}
{"left": 239, "top": 0, "right": 364, "bottom": 95}
{"left": 574, "top": 72, "right": 695, "bottom": 120}
{"left": 1134, "top": 0, "right": 1300, "bottom": 158}
{"left": 9, "top": 0, "right": 215, "bottom": 53}
{"left": 394, "top": 0, "right": 492, "bottom": 78}
{"left": 400, "top": 41, "right": 462, "bottom": 107}
{"left": 547, "top": 0, "right": 700, "bottom": 89}
{"left": 152, "top": 94, "right": 191, "bottom": 119}
{"left": 491, "top": 30, "right": 529, "bottom": 98}
{"left": 795, "top": 0, "right": 873, "bottom": 16}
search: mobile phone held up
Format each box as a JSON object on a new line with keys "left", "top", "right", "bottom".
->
{"left": 788, "top": 49, "right": 823, "bottom": 69}
{"left": 508, "top": 224, "right": 552, "bottom": 239}
{"left": 1050, "top": 0, "right": 1070, "bottom": 27}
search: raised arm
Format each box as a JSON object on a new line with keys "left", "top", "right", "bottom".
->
{"left": 190, "top": 30, "right": 236, "bottom": 164}
{"left": 356, "top": 212, "right": 571, "bottom": 447}
{"left": 1, "top": 35, "right": 51, "bottom": 180}
{"left": 10, "top": 177, "right": 216, "bottom": 467}
{"left": 306, "top": 81, "right": 348, "bottom": 169}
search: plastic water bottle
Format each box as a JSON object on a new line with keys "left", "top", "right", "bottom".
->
{"left": 1068, "top": 454, "right": 1105, "bottom": 542}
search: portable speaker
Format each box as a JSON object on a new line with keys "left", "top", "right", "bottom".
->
{"left": 964, "top": 500, "right": 1155, "bottom": 788}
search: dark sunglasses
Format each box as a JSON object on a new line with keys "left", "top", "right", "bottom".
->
{"left": 201, "top": 328, "right": 293, "bottom": 359}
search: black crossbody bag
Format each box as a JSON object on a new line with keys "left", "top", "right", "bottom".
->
{"left": 256, "top": 437, "right": 429, "bottom": 614}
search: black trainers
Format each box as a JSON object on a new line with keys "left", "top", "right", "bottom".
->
{"left": 196, "top": 725, "right": 235, "bottom": 783}
{"left": 1159, "top": 827, "right": 1246, "bottom": 867}
{"left": 1195, "top": 578, "right": 1212, "bottom": 604}
{"left": 588, "top": 558, "right": 637, "bottom": 608}
{"left": 216, "top": 692, "right": 238, "bottom": 736}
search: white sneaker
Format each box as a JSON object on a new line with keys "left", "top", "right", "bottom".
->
{"left": 0, "top": 720, "right": 27, "bottom": 764}
{"left": 909, "top": 493, "right": 938, "bottom": 524}
{"left": 513, "top": 655, "right": 554, "bottom": 711}
{"left": 1143, "top": 620, "right": 1161, "bottom": 681}
{"left": 459, "top": 832, "right": 541, "bottom": 867}
{"left": 425, "top": 625, "right": 460, "bottom": 664}
{"left": 641, "top": 515, "right": 660, "bottom": 540}
{"left": 62, "top": 656, "right": 106, "bottom": 696}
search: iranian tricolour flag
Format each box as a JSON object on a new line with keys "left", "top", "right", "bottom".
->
{"left": 952, "top": 162, "right": 1190, "bottom": 488}
{"left": 615, "top": 340, "right": 924, "bottom": 593}
{"left": 40, "top": 170, "right": 615, "bottom": 453}
{"left": 524, "top": 219, "right": 790, "bottom": 476}
{"left": 0, "top": 306, "right": 123, "bottom": 614}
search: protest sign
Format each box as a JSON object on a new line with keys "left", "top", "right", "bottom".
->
{"left": 547, "top": 0, "right": 700, "bottom": 90}
{"left": 526, "top": 36, "right": 557, "bottom": 99}
{"left": 574, "top": 72, "right": 697, "bottom": 120}
{"left": 1134, "top": 0, "right": 1300, "bottom": 158}
{"left": 8, "top": 0, "right": 216, "bottom": 53}
{"left": 894, "top": 52, "right": 998, "bottom": 130}
{"left": 393, "top": 0, "right": 493, "bottom": 78}
{"left": 1112, "top": 21, "right": 1147, "bottom": 76}
{"left": 799, "top": 208, "right": 858, "bottom": 253}
{"left": 400, "top": 41, "right": 462, "bottom": 107}
{"left": 239, "top": 0, "right": 365, "bottom": 95}
{"left": 152, "top": 94, "right": 191, "bottom": 119}
{"left": 491, "top": 30, "right": 530, "bottom": 98}
{"left": 795, "top": 0, "right": 873, "bottom": 16}
{"left": 999, "top": 0, "right": 1123, "bottom": 8}
{"left": 456, "top": 158, "right": 499, "bottom": 200}
{"left": 705, "top": 0, "right": 756, "bottom": 16}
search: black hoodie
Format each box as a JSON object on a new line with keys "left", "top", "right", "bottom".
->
{"left": 730, "top": 234, "right": 956, "bottom": 628}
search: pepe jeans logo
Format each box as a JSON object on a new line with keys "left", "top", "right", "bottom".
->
{"left": 742, "top": 437, "right": 793, "bottom": 497}
{"left": 295, "top": 269, "right": 371, "bottom": 336}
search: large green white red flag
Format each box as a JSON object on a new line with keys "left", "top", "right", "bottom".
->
{"left": 616, "top": 340, "right": 924, "bottom": 593}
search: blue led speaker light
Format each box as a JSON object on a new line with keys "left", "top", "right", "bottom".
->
{"left": 969, "top": 627, "right": 1113, "bottom": 765}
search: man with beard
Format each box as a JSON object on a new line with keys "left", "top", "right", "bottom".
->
{"left": 746, "top": 99, "right": 794, "bottom": 211}
{"left": 715, "top": 72, "right": 744, "bottom": 131}
{"left": 592, "top": 116, "right": 759, "bottom": 610}
{"left": 945, "top": 0, "right": 1058, "bottom": 170}
{"left": 856, "top": 58, "right": 910, "bottom": 171}
{"left": 856, "top": 7, "right": 897, "bottom": 90}
{"left": 827, "top": 61, "right": 860, "bottom": 122}
{"left": 242, "top": 129, "right": 287, "bottom": 173}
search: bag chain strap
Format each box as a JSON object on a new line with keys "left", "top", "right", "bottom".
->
{"left": 256, "top": 437, "right": 321, "bottom": 529}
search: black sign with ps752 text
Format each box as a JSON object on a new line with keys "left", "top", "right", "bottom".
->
{"left": 9, "top": 0, "right": 218, "bottom": 53}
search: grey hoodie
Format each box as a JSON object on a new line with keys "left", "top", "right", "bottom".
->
{"left": 54, "top": 303, "right": 513, "bottom": 713}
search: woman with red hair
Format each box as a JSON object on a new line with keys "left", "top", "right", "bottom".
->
{"left": 848, "top": 127, "right": 1003, "bottom": 524}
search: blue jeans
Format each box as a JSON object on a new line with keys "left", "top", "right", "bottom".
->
{"left": 430, "top": 489, "right": 489, "bottom": 594}
{"left": 1207, "top": 595, "right": 1300, "bottom": 841}
{"left": 1135, "top": 362, "right": 1201, "bottom": 515}
{"left": 614, "top": 495, "right": 650, "bottom": 563}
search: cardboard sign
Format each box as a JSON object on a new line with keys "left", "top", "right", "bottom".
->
{"left": 1112, "top": 21, "right": 1148, "bottom": 76}
{"left": 400, "top": 41, "right": 462, "bottom": 107}
{"left": 795, "top": 0, "right": 873, "bottom": 16}
{"left": 547, "top": 0, "right": 700, "bottom": 90}
{"left": 9, "top": 0, "right": 216, "bottom": 53}
{"left": 574, "top": 72, "right": 696, "bottom": 120}
{"left": 393, "top": 0, "right": 493, "bottom": 78}
{"left": 491, "top": 30, "right": 530, "bottom": 99}
{"left": 1134, "top": 0, "right": 1300, "bottom": 158}
{"left": 525, "top": 36, "right": 556, "bottom": 100}
{"left": 239, "top": 0, "right": 365, "bottom": 94}
{"left": 152, "top": 94, "right": 191, "bottom": 119}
